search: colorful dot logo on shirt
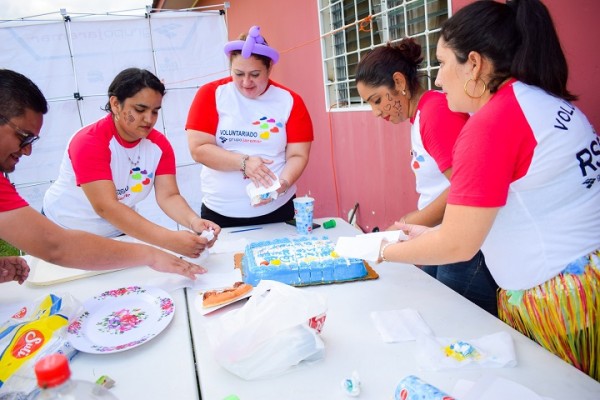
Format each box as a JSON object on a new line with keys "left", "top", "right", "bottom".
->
{"left": 410, "top": 150, "right": 425, "bottom": 170}
{"left": 251, "top": 116, "right": 283, "bottom": 140}
{"left": 129, "top": 167, "right": 154, "bottom": 193}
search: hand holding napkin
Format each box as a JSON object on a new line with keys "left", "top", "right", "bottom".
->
{"left": 335, "top": 230, "right": 409, "bottom": 262}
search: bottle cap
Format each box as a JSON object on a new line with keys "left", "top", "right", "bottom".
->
{"left": 35, "top": 353, "right": 71, "bottom": 388}
{"left": 323, "top": 219, "right": 336, "bottom": 229}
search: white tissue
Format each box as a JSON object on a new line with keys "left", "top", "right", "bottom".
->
{"left": 334, "top": 230, "right": 409, "bottom": 262}
{"left": 370, "top": 309, "right": 433, "bottom": 342}
{"left": 246, "top": 180, "right": 281, "bottom": 205}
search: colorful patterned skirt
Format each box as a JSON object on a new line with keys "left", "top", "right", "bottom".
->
{"left": 498, "top": 250, "right": 600, "bottom": 381}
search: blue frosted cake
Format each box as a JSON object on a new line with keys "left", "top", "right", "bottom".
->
{"left": 241, "top": 236, "right": 367, "bottom": 286}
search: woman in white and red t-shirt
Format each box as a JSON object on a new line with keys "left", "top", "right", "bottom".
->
{"left": 186, "top": 26, "right": 313, "bottom": 228}
{"left": 378, "top": 1, "right": 600, "bottom": 380}
{"left": 43, "top": 68, "right": 220, "bottom": 259}
{"left": 0, "top": 69, "right": 207, "bottom": 283}
{"left": 355, "top": 38, "right": 499, "bottom": 316}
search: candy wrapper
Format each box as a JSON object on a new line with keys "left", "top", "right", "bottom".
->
{"left": 0, "top": 293, "right": 81, "bottom": 398}
{"left": 415, "top": 332, "right": 517, "bottom": 370}
{"left": 395, "top": 375, "right": 455, "bottom": 400}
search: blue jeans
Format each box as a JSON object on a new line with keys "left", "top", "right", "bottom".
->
{"left": 422, "top": 251, "right": 498, "bottom": 316}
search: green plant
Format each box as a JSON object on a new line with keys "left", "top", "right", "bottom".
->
{"left": 0, "top": 239, "right": 20, "bottom": 256}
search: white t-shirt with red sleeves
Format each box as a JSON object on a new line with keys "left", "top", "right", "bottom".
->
{"left": 43, "top": 114, "right": 176, "bottom": 237}
{"left": 0, "top": 175, "right": 28, "bottom": 212}
{"left": 186, "top": 77, "right": 314, "bottom": 218}
{"left": 448, "top": 79, "right": 600, "bottom": 290}
{"left": 410, "top": 90, "right": 469, "bottom": 209}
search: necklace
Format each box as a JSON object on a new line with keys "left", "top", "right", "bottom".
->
{"left": 125, "top": 145, "right": 141, "bottom": 167}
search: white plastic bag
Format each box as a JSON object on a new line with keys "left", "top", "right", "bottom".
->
{"left": 205, "top": 280, "right": 327, "bottom": 380}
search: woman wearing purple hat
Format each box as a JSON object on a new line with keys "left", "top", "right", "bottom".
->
{"left": 186, "top": 26, "right": 314, "bottom": 228}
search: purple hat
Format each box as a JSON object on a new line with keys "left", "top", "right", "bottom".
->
{"left": 223, "top": 26, "right": 280, "bottom": 64}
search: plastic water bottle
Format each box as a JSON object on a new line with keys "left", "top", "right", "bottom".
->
{"left": 31, "top": 353, "right": 118, "bottom": 399}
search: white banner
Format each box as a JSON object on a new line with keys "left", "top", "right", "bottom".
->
{"left": 0, "top": 11, "right": 229, "bottom": 227}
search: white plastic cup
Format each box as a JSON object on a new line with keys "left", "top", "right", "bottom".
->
{"left": 293, "top": 196, "right": 315, "bottom": 234}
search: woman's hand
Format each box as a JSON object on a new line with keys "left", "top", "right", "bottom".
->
{"left": 147, "top": 249, "right": 207, "bottom": 280}
{"left": 189, "top": 218, "right": 221, "bottom": 248}
{"left": 164, "top": 230, "right": 215, "bottom": 258}
{"left": 0, "top": 256, "right": 30, "bottom": 284}
{"left": 244, "top": 156, "right": 277, "bottom": 188}
{"left": 391, "top": 220, "right": 434, "bottom": 239}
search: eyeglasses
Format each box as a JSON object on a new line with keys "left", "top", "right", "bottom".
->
{"left": 0, "top": 114, "right": 39, "bottom": 149}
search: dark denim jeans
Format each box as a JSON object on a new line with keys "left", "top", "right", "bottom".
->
{"left": 422, "top": 251, "right": 499, "bottom": 316}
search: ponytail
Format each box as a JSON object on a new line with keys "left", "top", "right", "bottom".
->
{"left": 509, "top": 0, "right": 576, "bottom": 100}
{"left": 441, "top": 0, "right": 576, "bottom": 101}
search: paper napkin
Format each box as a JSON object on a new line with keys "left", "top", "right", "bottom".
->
{"left": 370, "top": 309, "right": 433, "bottom": 342}
{"left": 246, "top": 180, "right": 281, "bottom": 205}
{"left": 334, "top": 230, "right": 409, "bottom": 262}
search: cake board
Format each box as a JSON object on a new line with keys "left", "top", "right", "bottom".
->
{"left": 233, "top": 253, "right": 379, "bottom": 287}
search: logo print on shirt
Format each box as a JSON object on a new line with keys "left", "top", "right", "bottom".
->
{"left": 410, "top": 150, "right": 425, "bottom": 170}
{"left": 251, "top": 116, "right": 283, "bottom": 140}
{"left": 129, "top": 167, "right": 153, "bottom": 193}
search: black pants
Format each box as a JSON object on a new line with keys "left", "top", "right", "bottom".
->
{"left": 201, "top": 196, "right": 296, "bottom": 228}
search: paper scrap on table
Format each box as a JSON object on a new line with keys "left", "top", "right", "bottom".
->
{"left": 334, "top": 230, "right": 408, "bottom": 262}
{"left": 25, "top": 255, "right": 122, "bottom": 286}
{"left": 453, "top": 376, "right": 555, "bottom": 400}
{"left": 370, "top": 309, "right": 433, "bottom": 342}
{"left": 210, "top": 238, "right": 249, "bottom": 254}
{"left": 246, "top": 179, "right": 281, "bottom": 205}
{"left": 416, "top": 331, "right": 517, "bottom": 370}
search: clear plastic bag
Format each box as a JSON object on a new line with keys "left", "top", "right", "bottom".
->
{"left": 205, "top": 280, "right": 327, "bottom": 380}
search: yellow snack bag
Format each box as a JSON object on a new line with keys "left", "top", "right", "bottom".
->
{"left": 0, "top": 293, "right": 80, "bottom": 397}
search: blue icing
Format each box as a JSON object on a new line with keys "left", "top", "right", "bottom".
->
{"left": 241, "top": 236, "right": 366, "bottom": 286}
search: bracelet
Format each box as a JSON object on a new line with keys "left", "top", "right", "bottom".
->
{"left": 240, "top": 155, "right": 250, "bottom": 179}
{"left": 380, "top": 242, "right": 394, "bottom": 263}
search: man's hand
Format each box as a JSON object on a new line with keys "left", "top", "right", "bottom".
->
{"left": 0, "top": 256, "right": 30, "bottom": 284}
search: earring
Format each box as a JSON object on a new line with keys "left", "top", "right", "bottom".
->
{"left": 402, "top": 89, "right": 406, "bottom": 96}
{"left": 463, "top": 78, "right": 487, "bottom": 99}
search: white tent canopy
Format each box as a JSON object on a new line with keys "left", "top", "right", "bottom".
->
{"left": 1, "top": 9, "right": 229, "bottom": 228}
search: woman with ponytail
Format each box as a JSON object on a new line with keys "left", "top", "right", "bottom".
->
{"left": 378, "top": 0, "right": 600, "bottom": 380}
{"left": 355, "top": 38, "right": 499, "bottom": 316}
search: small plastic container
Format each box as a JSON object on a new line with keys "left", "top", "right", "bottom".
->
{"left": 323, "top": 219, "right": 336, "bottom": 229}
{"left": 31, "top": 353, "right": 118, "bottom": 399}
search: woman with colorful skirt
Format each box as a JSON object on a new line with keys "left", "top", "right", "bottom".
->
{"left": 377, "top": 0, "right": 600, "bottom": 381}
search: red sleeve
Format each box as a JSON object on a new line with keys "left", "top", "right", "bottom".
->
{"left": 0, "top": 175, "right": 28, "bottom": 211}
{"left": 185, "top": 77, "right": 231, "bottom": 135}
{"left": 148, "top": 131, "right": 176, "bottom": 175}
{"left": 419, "top": 92, "right": 468, "bottom": 172}
{"left": 69, "top": 118, "right": 113, "bottom": 185}
{"left": 448, "top": 88, "right": 536, "bottom": 207}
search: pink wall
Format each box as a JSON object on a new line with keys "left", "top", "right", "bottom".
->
{"left": 225, "top": 0, "right": 598, "bottom": 232}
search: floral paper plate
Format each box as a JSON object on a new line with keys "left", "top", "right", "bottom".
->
{"left": 67, "top": 286, "right": 175, "bottom": 354}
